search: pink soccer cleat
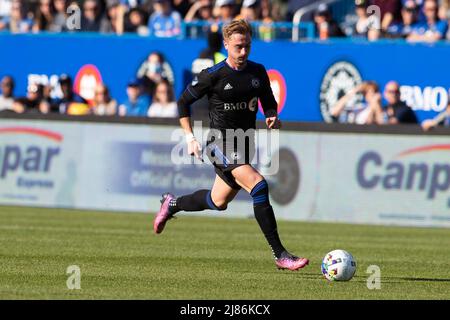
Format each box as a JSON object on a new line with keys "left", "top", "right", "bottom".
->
{"left": 153, "top": 193, "right": 176, "bottom": 234}
{"left": 275, "top": 252, "right": 309, "bottom": 271}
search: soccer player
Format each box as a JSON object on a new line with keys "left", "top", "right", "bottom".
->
{"left": 153, "top": 19, "right": 309, "bottom": 271}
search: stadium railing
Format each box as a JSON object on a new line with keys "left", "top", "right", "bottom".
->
{"left": 181, "top": 21, "right": 316, "bottom": 41}
{"left": 292, "top": 0, "right": 354, "bottom": 41}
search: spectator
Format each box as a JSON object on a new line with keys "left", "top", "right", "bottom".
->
{"left": 442, "top": 0, "right": 450, "bottom": 40}
{"left": 387, "top": 0, "right": 420, "bottom": 38}
{"left": 353, "top": 0, "right": 381, "bottom": 41}
{"left": 118, "top": 78, "right": 150, "bottom": 117}
{"left": 120, "top": 0, "right": 146, "bottom": 10}
{"left": 439, "top": 0, "right": 449, "bottom": 20}
{"left": 50, "top": 0, "right": 68, "bottom": 32}
{"left": 184, "top": 0, "right": 214, "bottom": 38}
{"left": 237, "top": 0, "right": 261, "bottom": 22}
{"left": 147, "top": 80, "right": 177, "bottom": 118}
{"left": 313, "top": 4, "right": 345, "bottom": 40}
{"left": 422, "top": 101, "right": 450, "bottom": 130}
{"left": 383, "top": 81, "right": 418, "bottom": 124}
{"left": 4, "top": 0, "right": 34, "bottom": 33}
{"left": 105, "top": 0, "right": 125, "bottom": 34}
{"left": 197, "top": 29, "right": 226, "bottom": 64}
{"left": 264, "top": 0, "right": 285, "bottom": 22}
{"left": 91, "top": 84, "right": 118, "bottom": 115}
{"left": 0, "top": 0, "right": 12, "bottom": 20}
{"left": 24, "top": 83, "right": 44, "bottom": 110}
{"left": 79, "top": 0, "right": 111, "bottom": 32}
{"left": 41, "top": 81, "right": 53, "bottom": 103}
{"left": 172, "top": 0, "right": 191, "bottom": 18}
{"left": 372, "top": 0, "right": 403, "bottom": 32}
{"left": 184, "top": 0, "right": 214, "bottom": 22}
{"left": 0, "top": 1, "right": 8, "bottom": 30}
{"left": 137, "top": 51, "right": 175, "bottom": 96}
{"left": 330, "top": 81, "right": 384, "bottom": 125}
{"left": 402, "top": 0, "right": 425, "bottom": 20}
{"left": 0, "top": 76, "right": 15, "bottom": 111}
{"left": 41, "top": 85, "right": 54, "bottom": 113}
{"left": 33, "top": 0, "right": 55, "bottom": 32}
{"left": 258, "top": 0, "right": 277, "bottom": 41}
{"left": 66, "top": 102, "right": 91, "bottom": 115}
{"left": 124, "top": 7, "right": 148, "bottom": 34}
{"left": 2, "top": 99, "right": 26, "bottom": 114}
{"left": 148, "top": 0, "right": 182, "bottom": 38}
{"left": 214, "top": 0, "right": 237, "bottom": 23}
{"left": 13, "top": 83, "right": 50, "bottom": 114}
{"left": 52, "top": 74, "right": 87, "bottom": 114}
{"left": 408, "top": 0, "right": 448, "bottom": 42}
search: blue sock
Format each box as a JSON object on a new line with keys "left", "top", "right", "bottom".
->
{"left": 251, "top": 180, "right": 286, "bottom": 259}
{"left": 172, "top": 190, "right": 225, "bottom": 214}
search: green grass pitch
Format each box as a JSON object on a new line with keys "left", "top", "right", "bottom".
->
{"left": 0, "top": 206, "right": 449, "bottom": 300}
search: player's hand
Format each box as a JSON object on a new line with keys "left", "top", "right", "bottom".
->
{"left": 187, "top": 138, "right": 203, "bottom": 161}
{"left": 266, "top": 116, "right": 282, "bottom": 129}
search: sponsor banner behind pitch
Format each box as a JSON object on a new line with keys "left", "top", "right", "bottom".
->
{"left": 0, "top": 119, "right": 448, "bottom": 227}
{"left": 0, "top": 119, "right": 84, "bottom": 207}
{"left": 255, "top": 131, "right": 450, "bottom": 228}
{"left": 306, "top": 134, "right": 450, "bottom": 227}
{"left": 0, "top": 119, "right": 253, "bottom": 213}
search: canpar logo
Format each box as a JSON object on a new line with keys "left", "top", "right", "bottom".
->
{"left": 0, "top": 127, "right": 63, "bottom": 189}
{"left": 357, "top": 145, "right": 450, "bottom": 200}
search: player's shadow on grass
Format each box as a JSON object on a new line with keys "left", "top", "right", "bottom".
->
{"left": 388, "top": 277, "right": 450, "bottom": 283}
{"left": 255, "top": 269, "right": 450, "bottom": 283}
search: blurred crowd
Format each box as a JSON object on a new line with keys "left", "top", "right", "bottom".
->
{"left": 0, "top": 0, "right": 285, "bottom": 36}
{"left": 0, "top": 50, "right": 180, "bottom": 119}
{"left": 0, "top": 30, "right": 225, "bottom": 119}
{"left": 328, "top": 79, "right": 450, "bottom": 130}
{"left": 0, "top": 0, "right": 449, "bottom": 42}
{"left": 335, "top": 0, "right": 450, "bottom": 42}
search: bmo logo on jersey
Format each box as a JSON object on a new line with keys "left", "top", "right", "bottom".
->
{"left": 224, "top": 97, "right": 258, "bottom": 112}
{"left": 224, "top": 102, "right": 247, "bottom": 111}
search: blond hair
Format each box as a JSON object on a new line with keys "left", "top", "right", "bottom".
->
{"left": 222, "top": 19, "right": 253, "bottom": 40}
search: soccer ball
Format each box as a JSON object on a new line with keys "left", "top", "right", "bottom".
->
{"left": 321, "top": 249, "right": 356, "bottom": 281}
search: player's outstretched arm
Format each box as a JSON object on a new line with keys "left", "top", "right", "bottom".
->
{"left": 178, "top": 92, "right": 202, "bottom": 160}
{"left": 259, "top": 66, "right": 281, "bottom": 129}
{"left": 177, "top": 70, "right": 211, "bottom": 160}
{"left": 179, "top": 116, "right": 203, "bottom": 160}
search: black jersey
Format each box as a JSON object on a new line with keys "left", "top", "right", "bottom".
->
{"left": 178, "top": 60, "right": 278, "bottom": 131}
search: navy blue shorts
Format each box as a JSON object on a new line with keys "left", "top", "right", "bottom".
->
{"left": 205, "top": 135, "right": 256, "bottom": 190}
